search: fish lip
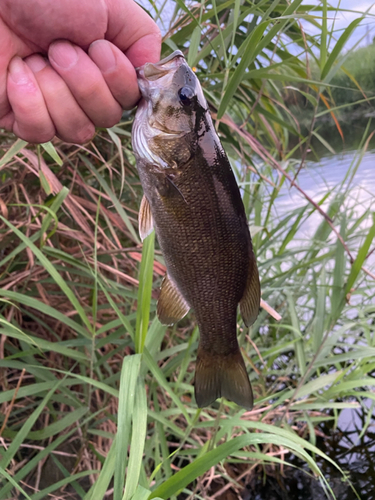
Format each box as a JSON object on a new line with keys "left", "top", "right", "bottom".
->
{"left": 136, "top": 50, "right": 186, "bottom": 81}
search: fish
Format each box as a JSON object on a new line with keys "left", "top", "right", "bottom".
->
{"left": 132, "top": 50, "right": 260, "bottom": 410}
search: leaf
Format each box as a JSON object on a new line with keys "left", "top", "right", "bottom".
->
{"left": 331, "top": 216, "right": 346, "bottom": 320}
{"left": 114, "top": 355, "right": 142, "bottom": 500}
{"left": 313, "top": 267, "right": 326, "bottom": 353}
{"left": 84, "top": 438, "right": 117, "bottom": 500}
{"left": 40, "top": 141, "right": 63, "bottom": 166}
{"left": 131, "top": 486, "right": 154, "bottom": 500}
{"left": 217, "top": 20, "right": 269, "bottom": 119}
{"left": 0, "top": 139, "right": 27, "bottom": 168}
{"left": 286, "top": 291, "right": 306, "bottom": 376}
{"left": 0, "top": 216, "right": 93, "bottom": 335}
{"left": 143, "top": 348, "right": 190, "bottom": 424}
{"left": 321, "top": 17, "right": 363, "bottom": 80}
{"left": 135, "top": 232, "right": 155, "bottom": 354}
{"left": 25, "top": 407, "right": 88, "bottom": 440}
{"left": 0, "top": 380, "right": 62, "bottom": 469}
{"left": 123, "top": 378, "right": 148, "bottom": 500}
{"left": 0, "top": 321, "right": 88, "bottom": 362}
{"left": 0, "top": 289, "right": 88, "bottom": 338}
{"left": 188, "top": 26, "right": 201, "bottom": 67}
{"left": 31, "top": 471, "right": 97, "bottom": 500}
{"left": 284, "top": 86, "right": 318, "bottom": 107}
{"left": 217, "top": 0, "right": 304, "bottom": 118}
{"left": 148, "top": 431, "right": 332, "bottom": 499}
{"left": 39, "top": 187, "right": 69, "bottom": 245}
{"left": 345, "top": 212, "right": 375, "bottom": 294}
{"left": 80, "top": 158, "right": 139, "bottom": 244}
{"left": 311, "top": 130, "right": 336, "bottom": 155}
{"left": 0, "top": 466, "right": 32, "bottom": 500}
{"left": 39, "top": 169, "right": 52, "bottom": 195}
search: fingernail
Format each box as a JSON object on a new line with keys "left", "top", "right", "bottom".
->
{"left": 25, "top": 55, "right": 47, "bottom": 73}
{"left": 9, "top": 57, "right": 29, "bottom": 84}
{"left": 89, "top": 40, "right": 116, "bottom": 73}
{"left": 49, "top": 41, "right": 78, "bottom": 69}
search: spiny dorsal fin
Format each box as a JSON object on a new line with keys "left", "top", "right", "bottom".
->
{"left": 240, "top": 247, "right": 261, "bottom": 327}
{"left": 139, "top": 195, "right": 154, "bottom": 241}
{"left": 157, "top": 274, "right": 190, "bottom": 325}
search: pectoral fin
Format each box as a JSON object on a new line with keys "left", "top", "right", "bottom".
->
{"left": 153, "top": 169, "right": 186, "bottom": 203}
{"left": 157, "top": 274, "right": 190, "bottom": 325}
{"left": 139, "top": 195, "right": 154, "bottom": 241}
{"left": 240, "top": 249, "right": 261, "bottom": 327}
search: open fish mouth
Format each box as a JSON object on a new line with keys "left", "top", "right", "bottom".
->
{"left": 136, "top": 50, "right": 185, "bottom": 81}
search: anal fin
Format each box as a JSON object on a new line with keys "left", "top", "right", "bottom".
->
{"left": 157, "top": 274, "right": 190, "bottom": 325}
{"left": 139, "top": 195, "right": 154, "bottom": 241}
{"left": 240, "top": 247, "right": 261, "bottom": 327}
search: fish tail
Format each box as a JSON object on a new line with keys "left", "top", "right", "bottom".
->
{"left": 195, "top": 346, "right": 253, "bottom": 410}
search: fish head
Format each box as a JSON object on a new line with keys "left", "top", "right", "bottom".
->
{"left": 133, "top": 50, "right": 211, "bottom": 166}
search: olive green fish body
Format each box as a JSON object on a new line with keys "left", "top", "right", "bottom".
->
{"left": 133, "top": 51, "right": 260, "bottom": 409}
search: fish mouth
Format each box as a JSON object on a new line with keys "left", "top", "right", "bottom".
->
{"left": 136, "top": 50, "right": 186, "bottom": 81}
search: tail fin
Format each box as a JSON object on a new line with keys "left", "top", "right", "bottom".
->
{"left": 195, "top": 348, "right": 253, "bottom": 410}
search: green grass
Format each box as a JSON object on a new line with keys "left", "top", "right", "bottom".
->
{"left": 0, "top": 1, "right": 375, "bottom": 499}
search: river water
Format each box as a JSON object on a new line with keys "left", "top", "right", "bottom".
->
{"left": 275, "top": 147, "right": 375, "bottom": 251}
{"left": 249, "top": 138, "right": 375, "bottom": 499}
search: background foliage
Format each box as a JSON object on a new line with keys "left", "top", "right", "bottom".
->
{"left": 0, "top": 1, "right": 374, "bottom": 499}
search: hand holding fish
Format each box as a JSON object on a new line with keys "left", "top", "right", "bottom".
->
{"left": 0, "top": 0, "right": 161, "bottom": 144}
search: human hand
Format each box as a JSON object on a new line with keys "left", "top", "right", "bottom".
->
{"left": 0, "top": 0, "right": 161, "bottom": 144}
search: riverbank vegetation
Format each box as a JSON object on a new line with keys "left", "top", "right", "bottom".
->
{"left": 287, "top": 41, "right": 375, "bottom": 135}
{"left": 0, "top": 1, "right": 374, "bottom": 499}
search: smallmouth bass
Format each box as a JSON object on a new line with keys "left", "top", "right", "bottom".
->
{"left": 132, "top": 51, "right": 260, "bottom": 410}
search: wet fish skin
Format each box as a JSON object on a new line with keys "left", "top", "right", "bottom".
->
{"left": 132, "top": 51, "right": 260, "bottom": 410}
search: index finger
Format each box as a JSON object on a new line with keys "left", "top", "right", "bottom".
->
{"left": 105, "top": 0, "right": 162, "bottom": 67}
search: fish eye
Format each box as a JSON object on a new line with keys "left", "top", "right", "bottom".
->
{"left": 178, "top": 86, "right": 195, "bottom": 106}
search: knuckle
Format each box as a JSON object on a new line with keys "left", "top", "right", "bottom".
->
{"left": 150, "top": 29, "right": 162, "bottom": 45}
{"left": 78, "top": 82, "right": 101, "bottom": 104}
{"left": 17, "top": 128, "right": 55, "bottom": 144}
{"left": 95, "top": 108, "right": 122, "bottom": 128}
{"left": 73, "top": 123, "right": 96, "bottom": 144}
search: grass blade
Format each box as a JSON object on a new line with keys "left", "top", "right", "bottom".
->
{"left": 345, "top": 213, "right": 375, "bottom": 294}
{"left": 321, "top": 17, "right": 363, "bottom": 80}
{"left": 0, "top": 215, "right": 93, "bottom": 335}
{"left": 0, "top": 466, "right": 32, "bottom": 500}
{"left": 123, "top": 377, "right": 148, "bottom": 500}
{"left": 114, "top": 355, "right": 142, "bottom": 500}
{"left": 0, "top": 139, "right": 27, "bottom": 168}
{"left": 0, "top": 380, "right": 62, "bottom": 470}
{"left": 135, "top": 232, "right": 155, "bottom": 354}
{"left": 84, "top": 438, "right": 117, "bottom": 500}
{"left": 40, "top": 141, "right": 63, "bottom": 166}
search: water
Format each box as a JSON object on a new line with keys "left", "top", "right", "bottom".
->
{"left": 246, "top": 143, "right": 375, "bottom": 499}
{"left": 243, "top": 403, "right": 375, "bottom": 500}
{"left": 274, "top": 148, "right": 375, "bottom": 250}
